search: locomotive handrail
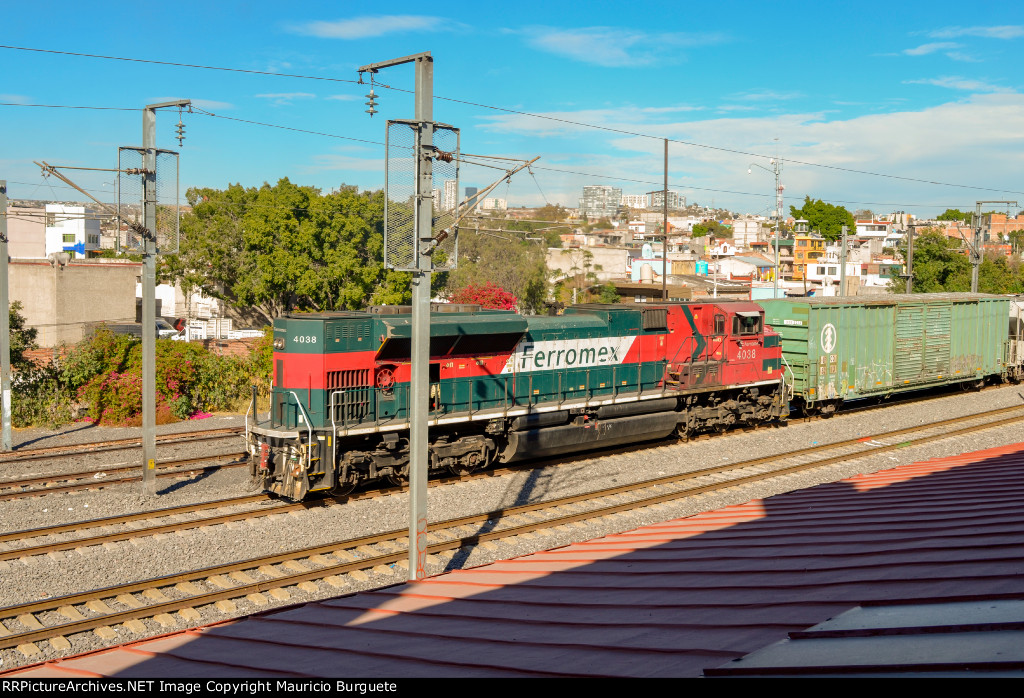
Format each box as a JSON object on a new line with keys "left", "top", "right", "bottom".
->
{"left": 780, "top": 353, "right": 796, "bottom": 399}
{"left": 244, "top": 387, "right": 256, "bottom": 443}
{"left": 285, "top": 390, "right": 313, "bottom": 473}
{"left": 328, "top": 389, "right": 344, "bottom": 437}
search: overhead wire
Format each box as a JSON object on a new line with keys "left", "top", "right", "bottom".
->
{"left": 1, "top": 44, "right": 1020, "bottom": 196}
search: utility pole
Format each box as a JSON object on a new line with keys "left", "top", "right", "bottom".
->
{"left": 970, "top": 200, "right": 1018, "bottom": 293}
{"left": 904, "top": 224, "right": 915, "bottom": 294}
{"left": 0, "top": 180, "right": 10, "bottom": 451}
{"left": 359, "top": 53, "right": 434, "bottom": 582}
{"left": 839, "top": 225, "right": 847, "bottom": 298}
{"left": 773, "top": 158, "right": 782, "bottom": 299}
{"left": 662, "top": 139, "right": 668, "bottom": 301}
{"left": 141, "top": 100, "right": 190, "bottom": 496}
{"left": 748, "top": 153, "right": 782, "bottom": 298}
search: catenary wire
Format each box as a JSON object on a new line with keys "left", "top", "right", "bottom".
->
{"left": 1, "top": 45, "right": 1021, "bottom": 196}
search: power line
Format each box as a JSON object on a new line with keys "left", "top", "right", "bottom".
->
{"left": 0, "top": 102, "right": 138, "bottom": 111}
{"left": 0, "top": 45, "right": 361, "bottom": 85}
{"left": 191, "top": 107, "right": 382, "bottom": 147}
{"left": 3, "top": 44, "right": 1021, "bottom": 196}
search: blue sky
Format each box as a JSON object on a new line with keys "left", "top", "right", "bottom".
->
{"left": 2, "top": 1, "right": 1023, "bottom": 219}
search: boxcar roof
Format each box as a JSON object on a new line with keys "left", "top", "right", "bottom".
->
{"left": 770, "top": 293, "right": 1005, "bottom": 306}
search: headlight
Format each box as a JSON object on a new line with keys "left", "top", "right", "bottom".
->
{"left": 273, "top": 338, "right": 285, "bottom": 349}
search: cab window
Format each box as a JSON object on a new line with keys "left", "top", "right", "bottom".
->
{"left": 714, "top": 314, "right": 725, "bottom": 335}
{"left": 732, "top": 313, "right": 762, "bottom": 336}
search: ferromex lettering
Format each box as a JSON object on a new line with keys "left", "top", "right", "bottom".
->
{"left": 502, "top": 336, "right": 636, "bottom": 374}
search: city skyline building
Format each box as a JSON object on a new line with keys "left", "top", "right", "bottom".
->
{"left": 649, "top": 190, "right": 685, "bottom": 210}
{"left": 443, "top": 180, "right": 458, "bottom": 212}
{"left": 579, "top": 185, "right": 622, "bottom": 220}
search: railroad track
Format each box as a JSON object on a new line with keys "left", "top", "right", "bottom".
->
{"left": 0, "top": 426, "right": 244, "bottom": 464}
{"left": 3, "top": 403, "right": 1023, "bottom": 662}
{"left": 0, "top": 452, "right": 249, "bottom": 500}
{"left": 0, "top": 382, "right": 1001, "bottom": 496}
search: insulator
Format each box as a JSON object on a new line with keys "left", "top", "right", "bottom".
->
{"left": 434, "top": 150, "right": 453, "bottom": 163}
{"left": 175, "top": 119, "right": 186, "bottom": 146}
{"left": 365, "top": 88, "right": 378, "bottom": 117}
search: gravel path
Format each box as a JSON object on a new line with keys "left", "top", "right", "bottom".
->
{"left": 2, "top": 385, "right": 1023, "bottom": 670}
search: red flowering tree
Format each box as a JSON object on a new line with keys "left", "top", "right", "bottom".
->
{"left": 448, "top": 283, "right": 518, "bottom": 310}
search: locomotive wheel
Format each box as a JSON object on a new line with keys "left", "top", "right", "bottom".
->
{"left": 384, "top": 469, "right": 408, "bottom": 487}
{"left": 447, "top": 448, "right": 490, "bottom": 477}
{"left": 330, "top": 480, "right": 357, "bottom": 497}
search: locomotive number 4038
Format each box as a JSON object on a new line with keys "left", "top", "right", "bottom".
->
{"left": 294, "top": 335, "right": 317, "bottom": 344}
{"left": 736, "top": 348, "right": 757, "bottom": 360}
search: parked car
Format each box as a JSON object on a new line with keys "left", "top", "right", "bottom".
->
{"left": 156, "top": 318, "right": 180, "bottom": 339}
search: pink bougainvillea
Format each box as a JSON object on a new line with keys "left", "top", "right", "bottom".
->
{"left": 448, "top": 283, "right": 518, "bottom": 310}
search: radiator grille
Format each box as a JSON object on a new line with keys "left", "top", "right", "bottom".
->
{"left": 327, "top": 369, "right": 371, "bottom": 424}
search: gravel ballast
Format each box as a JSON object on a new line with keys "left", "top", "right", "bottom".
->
{"left": 2, "top": 386, "right": 1023, "bottom": 670}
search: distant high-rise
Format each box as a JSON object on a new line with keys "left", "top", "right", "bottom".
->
{"left": 648, "top": 190, "right": 684, "bottom": 210}
{"left": 442, "top": 180, "right": 459, "bottom": 211}
{"left": 465, "top": 186, "right": 479, "bottom": 210}
{"left": 621, "top": 194, "right": 650, "bottom": 209}
{"left": 579, "top": 185, "right": 623, "bottom": 220}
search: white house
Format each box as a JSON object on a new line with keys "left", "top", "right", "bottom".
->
{"left": 45, "top": 204, "right": 101, "bottom": 259}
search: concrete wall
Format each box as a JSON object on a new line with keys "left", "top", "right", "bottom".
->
{"left": 547, "top": 247, "right": 629, "bottom": 282}
{"left": 10, "top": 260, "right": 141, "bottom": 347}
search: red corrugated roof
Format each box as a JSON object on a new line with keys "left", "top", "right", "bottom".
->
{"left": 7, "top": 442, "right": 1024, "bottom": 678}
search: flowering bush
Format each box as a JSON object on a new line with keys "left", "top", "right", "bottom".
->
{"left": 448, "top": 282, "right": 518, "bottom": 310}
{"left": 13, "top": 326, "right": 273, "bottom": 427}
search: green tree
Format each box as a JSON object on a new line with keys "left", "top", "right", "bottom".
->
{"left": 8, "top": 301, "right": 38, "bottom": 372}
{"left": 534, "top": 203, "right": 568, "bottom": 221}
{"left": 596, "top": 283, "right": 620, "bottom": 304}
{"left": 789, "top": 197, "right": 856, "bottom": 241}
{"left": 445, "top": 229, "right": 548, "bottom": 313}
{"left": 166, "top": 180, "right": 404, "bottom": 323}
{"left": 550, "top": 248, "right": 602, "bottom": 304}
{"left": 936, "top": 208, "right": 970, "bottom": 222}
{"left": 896, "top": 229, "right": 1024, "bottom": 294}
{"left": 891, "top": 228, "right": 971, "bottom": 292}
{"left": 1007, "top": 229, "right": 1024, "bottom": 256}
{"left": 692, "top": 221, "right": 731, "bottom": 238}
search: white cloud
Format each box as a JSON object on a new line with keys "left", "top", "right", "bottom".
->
{"left": 715, "top": 105, "right": 758, "bottom": 113}
{"left": 943, "top": 51, "right": 982, "bottom": 63}
{"left": 903, "top": 42, "right": 962, "bottom": 56}
{"left": 475, "top": 94, "right": 1024, "bottom": 215}
{"left": 189, "top": 99, "right": 235, "bottom": 111}
{"left": 0, "top": 94, "right": 32, "bottom": 104}
{"left": 303, "top": 153, "right": 385, "bottom": 174}
{"left": 903, "top": 76, "right": 1012, "bottom": 92}
{"left": 255, "top": 92, "right": 317, "bottom": 106}
{"left": 637, "top": 104, "right": 705, "bottom": 114}
{"left": 519, "top": 26, "right": 727, "bottom": 67}
{"left": 928, "top": 25, "right": 1024, "bottom": 40}
{"left": 479, "top": 106, "right": 712, "bottom": 138}
{"left": 326, "top": 94, "right": 360, "bottom": 102}
{"left": 154, "top": 97, "right": 233, "bottom": 111}
{"left": 729, "top": 89, "right": 803, "bottom": 102}
{"left": 287, "top": 15, "right": 453, "bottom": 39}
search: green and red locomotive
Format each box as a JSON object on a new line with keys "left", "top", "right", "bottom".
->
{"left": 247, "top": 301, "right": 789, "bottom": 499}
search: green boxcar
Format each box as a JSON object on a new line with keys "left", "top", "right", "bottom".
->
{"left": 760, "top": 293, "right": 1009, "bottom": 411}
